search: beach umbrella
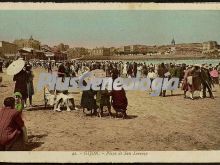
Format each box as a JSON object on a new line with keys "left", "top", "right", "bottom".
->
{"left": 6, "top": 59, "right": 25, "bottom": 76}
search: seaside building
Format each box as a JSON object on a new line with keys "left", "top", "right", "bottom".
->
{"left": 18, "top": 47, "right": 34, "bottom": 60}
{"left": 0, "top": 41, "right": 18, "bottom": 59}
{"left": 41, "top": 45, "right": 55, "bottom": 60}
{"left": 14, "top": 36, "right": 41, "bottom": 50}
{"left": 117, "top": 45, "right": 148, "bottom": 55}
{"left": 67, "top": 47, "right": 89, "bottom": 59}
{"left": 110, "top": 47, "right": 117, "bottom": 56}
{"left": 53, "top": 50, "right": 67, "bottom": 61}
{"left": 202, "top": 41, "right": 219, "bottom": 56}
{"left": 41, "top": 45, "right": 53, "bottom": 52}
{"left": 56, "top": 43, "right": 70, "bottom": 51}
{"left": 203, "top": 41, "right": 218, "bottom": 51}
{"left": 91, "top": 47, "right": 110, "bottom": 56}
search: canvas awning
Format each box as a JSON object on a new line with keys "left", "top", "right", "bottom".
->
{"left": 19, "top": 47, "right": 34, "bottom": 53}
{"left": 45, "top": 52, "right": 54, "bottom": 57}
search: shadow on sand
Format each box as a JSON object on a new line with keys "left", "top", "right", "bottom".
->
{"left": 25, "top": 105, "right": 82, "bottom": 111}
{"left": 25, "top": 134, "right": 48, "bottom": 151}
{"left": 164, "top": 93, "right": 184, "bottom": 97}
{"left": 25, "top": 105, "right": 53, "bottom": 111}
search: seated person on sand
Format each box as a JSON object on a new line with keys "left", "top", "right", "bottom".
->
{"left": 110, "top": 87, "right": 128, "bottom": 119}
{"left": 0, "top": 97, "right": 28, "bottom": 151}
{"left": 80, "top": 80, "right": 98, "bottom": 115}
{"left": 54, "top": 69, "right": 78, "bottom": 112}
{"left": 54, "top": 90, "right": 78, "bottom": 112}
{"left": 96, "top": 88, "right": 112, "bottom": 117}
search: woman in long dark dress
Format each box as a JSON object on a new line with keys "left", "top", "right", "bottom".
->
{"left": 110, "top": 88, "right": 128, "bottom": 119}
{"left": 96, "top": 88, "right": 112, "bottom": 117}
{"left": 13, "top": 69, "right": 28, "bottom": 108}
{"left": 26, "top": 65, "right": 34, "bottom": 107}
{"left": 80, "top": 80, "right": 97, "bottom": 115}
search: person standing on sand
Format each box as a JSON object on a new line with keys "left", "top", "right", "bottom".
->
{"left": 210, "top": 67, "right": 219, "bottom": 86}
{"left": 122, "top": 63, "right": 127, "bottom": 78}
{"left": 127, "top": 64, "right": 133, "bottom": 78}
{"left": 147, "top": 68, "right": 157, "bottom": 91}
{"left": 26, "top": 64, "right": 34, "bottom": 107}
{"left": 133, "top": 62, "right": 137, "bottom": 78}
{"left": 217, "top": 63, "right": 220, "bottom": 86}
{"left": 142, "top": 64, "right": 148, "bottom": 78}
{"left": 136, "top": 64, "right": 142, "bottom": 78}
{"left": 47, "top": 61, "right": 52, "bottom": 73}
{"left": 201, "top": 65, "right": 214, "bottom": 99}
{"left": 181, "top": 65, "right": 201, "bottom": 100}
{"left": 157, "top": 63, "right": 168, "bottom": 97}
{"left": 111, "top": 65, "right": 120, "bottom": 81}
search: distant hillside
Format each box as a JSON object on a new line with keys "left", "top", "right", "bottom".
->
{"left": 77, "top": 42, "right": 220, "bottom": 60}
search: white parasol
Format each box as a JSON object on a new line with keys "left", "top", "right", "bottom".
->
{"left": 6, "top": 59, "right": 25, "bottom": 76}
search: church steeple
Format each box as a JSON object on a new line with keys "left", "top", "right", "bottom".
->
{"left": 29, "top": 35, "right": 33, "bottom": 40}
{"left": 171, "top": 38, "right": 175, "bottom": 45}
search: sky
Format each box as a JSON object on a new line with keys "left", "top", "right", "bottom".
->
{"left": 0, "top": 10, "right": 220, "bottom": 48}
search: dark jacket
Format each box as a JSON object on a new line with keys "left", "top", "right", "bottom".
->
{"left": 13, "top": 70, "right": 28, "bottom": 99}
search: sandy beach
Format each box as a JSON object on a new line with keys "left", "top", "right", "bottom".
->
{"left": 0, "top": 67, "right": 220, "bottom": 151}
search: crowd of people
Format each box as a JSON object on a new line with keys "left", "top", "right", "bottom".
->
{"left": 0, "top": 59, "right": 220, "bottom": 151}
{"left": 55, "top": 60, "right": 220, "bottom": 98}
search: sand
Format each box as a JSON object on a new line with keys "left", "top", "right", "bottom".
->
{"left": 0, "top": 67, "right": 220, "bottom": 151}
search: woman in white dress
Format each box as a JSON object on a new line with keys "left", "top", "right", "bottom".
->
{"left": 136, "top": 64, "right": 142, "bottom": 78}
{"left": 147, "top": 68, "right": 157, "bottom": 90}
{"left": 122, "top": 63, "right": 127, "bottom": 78}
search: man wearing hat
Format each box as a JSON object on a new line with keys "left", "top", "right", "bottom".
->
{"left": 200, "top": 64, "right": 214, "bottom": 99}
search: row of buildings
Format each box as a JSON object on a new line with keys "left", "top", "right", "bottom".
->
{"left": 0, "top": 36, "right": 68, "bottom": 61}
{"left": 1, "top": 36, "right": 220, "bottom": 61}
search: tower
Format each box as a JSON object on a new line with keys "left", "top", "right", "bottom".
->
{"left": 29, "top": 35, "right": 33, "bottom": 40}
{"left": 171, "top": 38, "right": 176, "bottom": 53}
{"left": 171, "top": 38, "right": 175, "bottom": 45}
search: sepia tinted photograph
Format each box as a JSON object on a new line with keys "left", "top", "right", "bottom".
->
{"left": 0, "top": 4, "right": 220, "bottom": 163}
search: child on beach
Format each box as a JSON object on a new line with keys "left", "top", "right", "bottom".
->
{"left": 14, "top": 92, "right": 23, "bottom": 112}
